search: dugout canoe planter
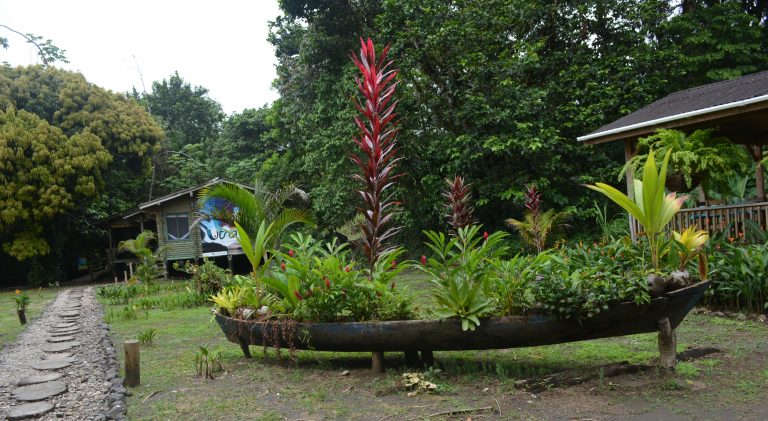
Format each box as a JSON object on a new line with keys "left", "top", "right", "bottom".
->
{"left": 215, "top": 280, "right": 710, "bottom": 371}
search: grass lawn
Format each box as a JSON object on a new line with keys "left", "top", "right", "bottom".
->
{"left": 100, "top": 274, "right": 768, "bottom": 420}
{"left": 0, "top": 287, "right": 61, "bottom": 350}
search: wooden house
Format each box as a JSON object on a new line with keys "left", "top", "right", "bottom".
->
{"left": 578, "top": 70, "right": 768, "bottom": 238}
{"left": 101, "top": 178, "right": 251, "bottom": 277}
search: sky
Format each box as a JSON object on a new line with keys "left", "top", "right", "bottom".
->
{"left": 0, "top": 0, "right": 282, "bottom": 114}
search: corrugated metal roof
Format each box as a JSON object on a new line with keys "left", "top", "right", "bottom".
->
{"left": 579, "top": 70, "right": 768, "bottom": 142}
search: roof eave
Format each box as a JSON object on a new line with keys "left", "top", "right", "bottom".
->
{"left": 578, "top": 93, "right": 768, "bottom": 145}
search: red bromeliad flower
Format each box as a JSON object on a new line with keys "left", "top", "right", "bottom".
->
{"left": 281, "top": 262, "right": 286, "bottom": 271}
{"left": 524, "top": 184, "right": 542, "bottom": 216}
{"left": 324, "top": 278, "right": 331, "bottom": 288}
{"left": 420, "top": 255, "right": 427, "bottom": 265}
{"left": 443, "top": 176, "right": 476, "bottom": 233}
{"left": 344, "top": 265, "right": 351, "bottom": 273}
{"left": 288, "top": 249, "right": 294, "bottom": 257}
{"left": 350, "top": 38, "right": 403, "bottom": 274}
{"left": 391, "top": 259, "right": 397, "bottom": 269}
{"left": 294, "top": 290, "right": 303, "bottom": 301}
{"left": 483, "top": 231, "right": 489, "bottom": 241}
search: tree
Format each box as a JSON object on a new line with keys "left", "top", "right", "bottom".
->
{"left": 0, "top": 24, "right": 68, "bottom": 65}
{"left": 0, "top": 107, "right": 110, "bottom": 259}
{"left": 144, "top": 71, "right": 224, "bottom": 151}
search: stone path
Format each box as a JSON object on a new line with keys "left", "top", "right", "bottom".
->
{"left": 0, "top": 288, "right": 126, "bottom": 420}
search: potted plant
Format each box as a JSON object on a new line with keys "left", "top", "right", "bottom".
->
{"left": 14, "top": 289, "right": 30, "bottom": 325}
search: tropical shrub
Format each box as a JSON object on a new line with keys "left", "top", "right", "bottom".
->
{"left": 175, "top": 258, "right": 232, "bottom": 295}
{"left": 419, "top": 225, "right": 508, "bottom": 330}
{"left": 506, "top": 185, "right": 568, "bottom": 253}
{"left": 707, "top": 241, "right": 768, "bottom": 313}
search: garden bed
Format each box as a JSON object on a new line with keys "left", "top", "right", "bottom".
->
{"left": 216, "top": 281, "right": 709, "bottom": 359}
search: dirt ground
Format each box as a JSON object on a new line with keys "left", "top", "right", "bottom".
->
{"left": 106, "top": 306, "right": 768, "bottom": 421}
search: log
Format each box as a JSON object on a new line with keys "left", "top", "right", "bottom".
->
{"left": 514, "top": 347, "right": 720, "bottom": 393}
{"left": 658, "top": 317, "right": 677, "bottom": 369}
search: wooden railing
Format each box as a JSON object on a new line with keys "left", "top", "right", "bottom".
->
{"left": 630, "top": 201, "right": 768, "bottom": 238}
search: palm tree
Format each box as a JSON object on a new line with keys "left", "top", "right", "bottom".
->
{"left": 197, "top": 181, "right": 316, "bottom": 249}
{"left": 118, "top": 231, "right": 165, "bottom": 283}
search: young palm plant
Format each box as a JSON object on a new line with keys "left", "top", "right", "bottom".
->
{"left": 118, "top": 231, "right": 166, "bottom": 283}
{"left": 586, "top": 149, "right": 686, "bottom": 272}
{"left": 506, "top": 185, "right": 567, "bottom": 253}
{"left": 198, "top": 180, "right": 315, "bottom": 249}
{"left": 349, "top": 38, "right": 403, "bottom": 274}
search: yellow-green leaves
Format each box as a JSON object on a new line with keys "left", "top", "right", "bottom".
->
{"left": 586, "top": 149, "right": 686, "bottom": 271}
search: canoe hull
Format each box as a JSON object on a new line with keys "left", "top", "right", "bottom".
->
{"left": 215, "top": 281, "right": 709, "bottom": 352}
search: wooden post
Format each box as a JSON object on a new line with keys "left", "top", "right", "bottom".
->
{"left": 657, "top": 318, "right": 677, "bottom": 369}
{"left": 124, "top": 340, "right": 140, "bottom": 387}
{"left": 624, "top": 139, "right": 637, "bottom": 240}
{"left": 755, "top": 145, "right": 765, "bottom": 202}
{"left": 371, "top": 352, "right": 384, "bottom": 373}
{"left": 420, "top": 350, "right": 435, "bottom": 368}
{"left": 404, "top": 350, "right": 421, "bottom": 368}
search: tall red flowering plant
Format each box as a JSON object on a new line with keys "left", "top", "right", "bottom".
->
{"left": 443, "top": 176, "right": 477, "bottom": 234}
{"left": 349, "top": 38, "right": 403, "bottom": 274}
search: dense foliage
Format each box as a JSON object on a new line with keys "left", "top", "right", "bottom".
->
{"left": 0, "top": 65, "right": 163, "bottom": 285}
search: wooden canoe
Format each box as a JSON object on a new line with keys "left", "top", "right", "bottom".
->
{"left": 215, "top": 280, "right": 709, "bottom": 355}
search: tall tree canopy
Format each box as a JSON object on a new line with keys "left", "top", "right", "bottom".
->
{"left": 260, "top": 0, "right": 768, "bottom": 245}
{"left": 0, "top": 65, "right": 163, "bottom": 285}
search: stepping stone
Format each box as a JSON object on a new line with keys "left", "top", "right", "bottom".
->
{"left": 42, "top": 341, "right": 80, "bottom": 353}
{"left": 31, "top": 359, "right": 72, "bottom": 370}
{"left": 42, "top": 352, "right": 72, "bottom": 359}
{"left": 59, "top": 311, "right": 80, "bottom": 317}
{"left": 6, "top": 401, "right": 54, "bottom": 420}
{"left": 47, "top": 335, "right": 76, "bottom": 343}
{"left": 53, "top": 322, "right": 77, "bottom": 328}
{"left": 12, "top": 380, "right": 67, "bottom": 401}
{"left": 16, "top": 373, "right": 64, "bottom": 386}
{"left": 50, "top": 331, "right": 79, "bottom": 337}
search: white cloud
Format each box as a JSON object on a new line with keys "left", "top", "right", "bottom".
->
{"left": 0, "top": 0, "right": 281, "bottom": 114}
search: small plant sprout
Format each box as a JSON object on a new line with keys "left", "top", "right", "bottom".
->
{"left": 195, "top": 345, "right": 223, "bottom": 379}
{"left": 138, "top": 328, "right": 158, "bottom": 347}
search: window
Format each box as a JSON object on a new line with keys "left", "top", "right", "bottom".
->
{"left": 166, "top": 213, "right": 190, "bottom": 241}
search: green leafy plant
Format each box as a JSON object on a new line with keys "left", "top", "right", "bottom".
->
{"left": 138, "top": 328, "right": 158, "bottom": 347}
{"left": 420, "top": 225, "right": 508, "bottom": 330}
{"left": 175, "top": 258, "right": 231, "bottom": 295}
{"left": 195, "top": 345, "right": 223, "bottom": 379}
{"left": 198, "top": 180, "right": 315, "bottom": 249}
{"left": 587, "top": 149, "right": 686, "bottom": 272}
{"left": 622, "top": 129, "right": 750, "bottom": 198}
{"left": 13, "top": 289, "right": 30, "bottom": 312}
{"left": 118, "top": 231, "right": 166, "bottom": 285}
{"left": 707, "top": 241, "right": 768, "bottom": 313}
{"left": 506, "top": 185, "right": 568, "bottom": 253}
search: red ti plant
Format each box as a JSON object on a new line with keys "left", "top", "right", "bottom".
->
{"left": 443, "top": 176, "right": 476, "bottom": 234}
{"left": 349, "top": 38, "right": 402, "bottom": 273}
